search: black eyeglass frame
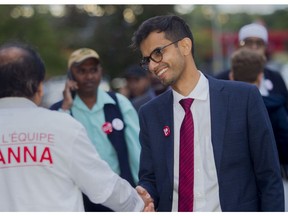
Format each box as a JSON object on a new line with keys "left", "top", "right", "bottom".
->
{"left": 140, "top": 38, "right": 182, "bottom": 71}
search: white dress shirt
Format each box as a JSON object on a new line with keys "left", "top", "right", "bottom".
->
{"left": 172, "top": 71, "right": 221, "bottom": 211}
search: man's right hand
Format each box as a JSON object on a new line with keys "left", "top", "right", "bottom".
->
{"left": 61, "top": 79, "right": 78, "bottom": 111}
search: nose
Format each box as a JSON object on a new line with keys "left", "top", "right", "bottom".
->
{"left": 250, "top": 43, "right": 259, "bottom": 50}
{"left": 85, "top": 71, "right": 94, "bottom": 79}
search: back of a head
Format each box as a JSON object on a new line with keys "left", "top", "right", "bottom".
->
{"left": 131, "top": 15, "right": 195, "bottom": 56}
{"left": 231, "top": 48, "right": 266, "bottom": 83}
{"left": 0, "top": 42, "right": 45, "bottom": 99}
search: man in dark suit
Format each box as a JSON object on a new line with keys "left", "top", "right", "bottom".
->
{"left": 215, "top": 23, "right": 288, "bottom": 109}
{"left": 131, "top": 15, "right": 284, "bottom": 212}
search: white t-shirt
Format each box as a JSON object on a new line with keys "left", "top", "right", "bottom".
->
{"left": 0, "top": 97, "right": 144, "bottom": 212}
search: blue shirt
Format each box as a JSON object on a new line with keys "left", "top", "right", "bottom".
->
{"left": 71, "top": 88, "right": 141, "bottom": 183}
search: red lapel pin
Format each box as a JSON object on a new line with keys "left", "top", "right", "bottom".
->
{"left": 163, "top": 126, "right": 170, "bottom": 137}
{"left": 102, "top": 122, "right": 113, "bottom": 134}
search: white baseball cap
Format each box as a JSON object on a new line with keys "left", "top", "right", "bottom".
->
{"left": 238, "top": 23, "right": 268, "bottom": 44}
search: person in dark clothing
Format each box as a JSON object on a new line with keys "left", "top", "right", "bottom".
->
{"left": 124, "top": 64, "right": 156, "bottom": 112}
{"left": 215, "top": 23, "right": 288, "bottom": 109}
{"left": 131, "top": 15, "right": 284, "bottom": 212}
{"left": 263, "top": 95, "right": 288, "bottom": 165}
{"left": 230, "top": 48, "right": 288, "bottom": 179}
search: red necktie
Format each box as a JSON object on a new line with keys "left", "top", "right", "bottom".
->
{"left": 178, "top": 98, "right": 194, "bottom": 212}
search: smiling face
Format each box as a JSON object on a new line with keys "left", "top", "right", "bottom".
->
{"left": 71, "top": 57, "right": 102, "bottom": 96}
{"left": 140, "top": 31, "right": 187, "bottom": 88}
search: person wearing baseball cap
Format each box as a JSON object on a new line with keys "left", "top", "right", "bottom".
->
{"left": 215, "top": 22, "right": 288, "bottom": 109}
{"left": 68, "top": 48, "right": 100, "bottom": 69}
{"left": 238, "top": 23, "right": 268, "bottom": 48}
{"left": 50, "top": 48, "right": 142, "bottom": 212}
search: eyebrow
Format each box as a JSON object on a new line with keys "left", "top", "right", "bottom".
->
{"left": 143, "top": 46, "right": 162, "bottom": 58}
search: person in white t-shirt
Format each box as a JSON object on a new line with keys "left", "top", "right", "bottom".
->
{"left": 0, "top": 42, "right": 154, "bottom": 212}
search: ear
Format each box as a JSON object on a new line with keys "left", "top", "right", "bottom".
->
{"left": 256, "top": 72, "right": 264, "bottom": 87}
{"left": 179, "top": 37, "right": 192, "bottom": 56}
{"left": 229, "top": 71, "right": 234, "bottom": 80}
{"left": 33, "top": 82, "right": 44, "bottom": 105}
{"left": 96, "top": 64, "right": 103, "bottom": 76}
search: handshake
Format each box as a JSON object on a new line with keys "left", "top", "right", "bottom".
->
{"left": 136, "top": 186, "right": 155, "bottom": 212}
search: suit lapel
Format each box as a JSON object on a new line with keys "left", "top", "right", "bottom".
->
{"left": 208, "top": 76, "right": 229, "bottom": 174}
{"left": 159, "top": 76, "right": 228, "bottom": 186}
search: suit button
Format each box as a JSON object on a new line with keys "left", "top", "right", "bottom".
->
{"left": 169, "top": 195, "right": 172, "bottom": 200}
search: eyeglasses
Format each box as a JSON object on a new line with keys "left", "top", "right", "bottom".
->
{"left": 240, "top": 38, "right": 266, "bottom": 48}
{"left": 140, "top": 39, "right": 182, "bottom": 71}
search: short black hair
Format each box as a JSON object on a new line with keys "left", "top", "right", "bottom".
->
{"left": 124, "top": 64, "right": 148, "bottom": 79}
{"left": 131, "top": 15, "right": 194, "bottom": 56}
{"left": 0, "top": 42, "right": 45, "bottom": 98}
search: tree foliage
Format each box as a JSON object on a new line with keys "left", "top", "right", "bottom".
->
{"left": 0, "top": 5, "right": 287, "bottom": 79}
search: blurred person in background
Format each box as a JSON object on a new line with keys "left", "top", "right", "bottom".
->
{"left": 124, "top": 64, "right": 156, "bottom": 112}
{"left": 215, "top": 23, "right": 288, "bottom": 108}
{"left": 0, "top": 42, "right": 154, "bottom": 212}
{"left": 230, "top": 48, "right": 288, "bottom": 181}
{"left": 50, "top": 48, "right": 141, "bottom": 212}
{"left": 110, "top": 77, "right": 130, "bottom": 98}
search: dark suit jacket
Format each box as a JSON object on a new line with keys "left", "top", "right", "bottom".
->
{"left": 138, "top": 75, "right": 284, "bottom": 212}
{"left": 263, "top": 94, "right": 288, "bottom": 164}
{"left": 215, "top": 67, "right": 288, "bottom": 109}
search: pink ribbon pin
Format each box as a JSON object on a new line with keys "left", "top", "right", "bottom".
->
{"left": 163, "top": 126, "right": 170, "bottom": 137}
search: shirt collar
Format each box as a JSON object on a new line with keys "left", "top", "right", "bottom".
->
{"left": 73, "top": 88, "right": 116, "bottom": 112}
{"left": 0, "top": 97, "right": 37, "bottom": 109}
{"left": 173, "top": 71, "right": 209, "bottom": 104}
